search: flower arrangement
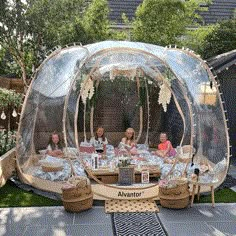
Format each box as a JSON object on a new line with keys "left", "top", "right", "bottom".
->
{"left": 118, "top": 155, "right": 131, "bottom": 167}
{"left": 159, "top": 176, "right": 187, "bottom": 189}
{"left": 0, "top": 130, "right": 16, "bottom": 156}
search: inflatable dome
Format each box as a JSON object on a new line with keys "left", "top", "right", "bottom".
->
{"left": 16, "top": 41, "right": 230, "bottom": 194}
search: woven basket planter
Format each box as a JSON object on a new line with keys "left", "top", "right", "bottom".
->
{"left": 41, "top": 161, "right": 63, "bottom": 172}
{"left": 159, "top": 182, "right": 190, "bottom": 209}
{"left": 159, "top": 182, "right": 188, "bottom": 196}
{"left": 160, "top": 195, "right": 189, "bottom": 209}
{"left": 62, "top": 185, "right": 92, "bottom": 201}
{"left": 62, "top": 194, "right": 93, "bottom": 212}
{"left": 61, "top": 176, "right": 93, "bottom": 212}
{"left": 42, "top": 165, "right": 63, "bottom": 172}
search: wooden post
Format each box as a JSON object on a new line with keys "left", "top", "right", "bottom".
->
{"left": 197, "top": 185, "right": 201, "bottom": 201}
{"left": 190, "top": 184, "right": 196, "bottom": 207}
{"left": 211, "top": 186, "right": 215, "bottom": 207}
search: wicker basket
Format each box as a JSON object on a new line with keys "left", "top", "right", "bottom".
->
{"left": 62, "top": 193, "right": 93, "bottom": 212}
{"left": 159, "top": 182, "right": 190, "bottom": 209}
{"left": 68, "top": 176, "right": 88, "bottom": 188}
{"left": 62, "top": 185, "right": 92, "bottom": 201}
{"left": 62, "top": 176, "right": 93, "bottom": 212}
{"left": 41, "top": 165, "right": 63, "bottom": 172}
{"left": 159, "top": 182, "right": 188, "bottom": 196}
{"left": 160, "top": 195, "right": 190, "bottom": 209}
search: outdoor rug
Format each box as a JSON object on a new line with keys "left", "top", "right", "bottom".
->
{"left": 105, "top": 199, "right": 159, "bottom": 213}
{"left": 112, "top": 212, "right": 167, "bottom": 236}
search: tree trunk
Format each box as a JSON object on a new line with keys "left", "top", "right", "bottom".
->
{"left": 19, "top": 60, "right": 28, "bottom": 93}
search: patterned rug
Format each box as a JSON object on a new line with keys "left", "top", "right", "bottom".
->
{"left": 105, "top": 199, "right": 159, "bottom": 213}
{"left": 112, "top": 212, "right": 166, "bottom": 236}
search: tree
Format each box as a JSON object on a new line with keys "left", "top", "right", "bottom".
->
{"left": 0, "top": 0, "right": 35, "bottom": 91}
{"left": 200, "top": 19, "right": 236, "bottom": 59}
{"left": 132, "top": 0, "right": 210, "bottom": 46}
{"left": 82, "top": 0, "right": 111, "bottom": 43}
{"left": 0, "top": 0, "right": 90, "bottom": 91}
{"left": 27, "top": 0, "right": 89, "bottom": 47}
{"left": 181, "top": 25, "right": 216, "bottom": 56}
{"left": 110, "top": 13, "right": 132, "bottom": 41}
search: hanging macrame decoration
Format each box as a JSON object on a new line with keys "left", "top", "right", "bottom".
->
{"left": 80, "top": 77, "right": 94, "bottom": 104}
{"left": 80, "top": 76, "right": 95, "bottom": 142}
{"left": 158, "top": 81, "right": 171, "bottom": 112}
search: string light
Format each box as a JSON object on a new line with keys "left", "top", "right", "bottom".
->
{"left": 1, "top": 111, "right": 6, "bottom": 120}
{"left": 12, "top": 109, "right": 17, "bottom": 117}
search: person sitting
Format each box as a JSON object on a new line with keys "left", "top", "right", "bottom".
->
{"left": 46, "top": 131, "right": 64, "bottom": 158}
{"left": 120, "top": 128, "right": 136, "bottom": 150}
{"left": 156, "top": 132, "right": 176, "bottom": 158}
{"left": 90, "top": 127, "right": 108, "bottom": 153}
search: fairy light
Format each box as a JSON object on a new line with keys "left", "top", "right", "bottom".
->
{"left": 12, "top": 109, "right": 17, "bottom": 117}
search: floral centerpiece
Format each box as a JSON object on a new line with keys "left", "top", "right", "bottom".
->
{"left": 118, "top": 155, "right": 131, "bottom": 167}
{"left": 117, "top": 151, "right": 134, "bottom": 185}
{"left": 159, "top": 176, "right": 188, "bottom": 189}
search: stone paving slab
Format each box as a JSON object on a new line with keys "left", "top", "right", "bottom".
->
{"left": 228, "top": 165, "right": 236, "bottom": 178}
{"left": 230, "top": 185, "right": 236, "bottom": 192}
{"left": 0, "top": 206, "right": 113, "bottom": 236}
{"left": 158, "top": 203, "right": 236, "bottom": 236}
{"left": 0, "top": 204, "right": 236, "bottom": 236}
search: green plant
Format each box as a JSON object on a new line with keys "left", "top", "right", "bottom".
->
{"left": 201, "top": 19, "right": 236, "bottom": 59}
{"left": 132, "top": 0, "right": 210, "bottom": 45}
{"left": 0, "top": 130, "right": 16, "bottom": 156}
{"left": 0, "top": 88, "right": 23, "bottom": 109}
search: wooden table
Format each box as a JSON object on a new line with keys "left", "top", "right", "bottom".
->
{"left": 86, "top": 168, "right": 161, "bottom": 184}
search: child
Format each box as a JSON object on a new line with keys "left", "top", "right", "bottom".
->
{"left": 90, "top": 127, "right": 108, "bottom": 153}
{"left": 156, "top": 132, "right": 176, "bottom": 158}
{"left": 46, "top": 132, "right": 64, "bottom": 158}
{"left": 120, "top": 128, "right": 136, "bottom": 149}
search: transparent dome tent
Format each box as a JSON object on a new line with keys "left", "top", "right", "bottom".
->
{"left": 16, "top": 41, "right": 230, "bottom": 194}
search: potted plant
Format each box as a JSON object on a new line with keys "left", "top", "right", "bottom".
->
{"left": 118, "top": 154, "right": 134, "bottom": 185}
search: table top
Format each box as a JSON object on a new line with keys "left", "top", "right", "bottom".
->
{"left": 87, "top": 167, "right": 161, "bottom": 176}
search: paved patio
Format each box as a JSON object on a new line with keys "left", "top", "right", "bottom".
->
{"left": 0, "top": 203, "right": 236, "bottom": 236}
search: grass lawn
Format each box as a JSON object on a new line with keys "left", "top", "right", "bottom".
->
{"left": 197, "top": 188, "right": 236, "bottom": 203}
{"left": 1, "top": 180, "right": 236, "bottom": 207}
{"left": 0, "top": 181, "right": 62, "bottom": 208}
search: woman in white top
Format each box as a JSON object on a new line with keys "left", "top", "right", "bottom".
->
{"left": 46, "top": 132, "right": 64, "bottom": 158}
{"left": 90, "top": 127, "right": 108, "bottom": 153}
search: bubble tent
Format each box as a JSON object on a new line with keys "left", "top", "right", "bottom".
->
{"left": 16, "top": 41, "right": 230, "bottom": 197}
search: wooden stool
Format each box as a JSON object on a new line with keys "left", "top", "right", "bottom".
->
{"left": 190, "top": 182, "right": 215, "bottom": 207}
